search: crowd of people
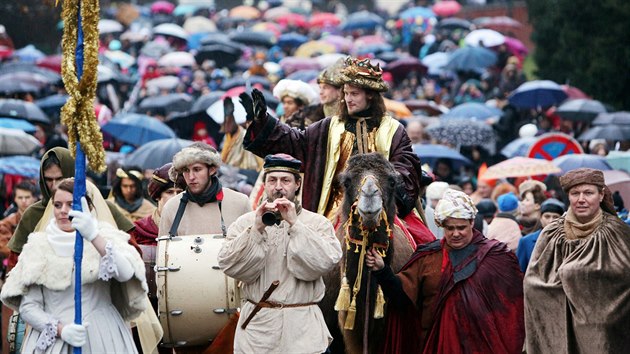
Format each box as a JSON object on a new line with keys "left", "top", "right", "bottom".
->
{"left": 0, "top": 0, "right": 629, "bottom": 353}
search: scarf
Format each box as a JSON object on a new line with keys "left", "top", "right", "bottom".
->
{"left": 115, "top": 195, "right": 143, "bottom": 213}
{"left": 564, "top": 207, "right": 603, "bottom": 240}
{"left": 46, "top": 219, "right": 76, "bottom": 257}
{"left": 187, "top": 175, "right": 223, "bottom": 207}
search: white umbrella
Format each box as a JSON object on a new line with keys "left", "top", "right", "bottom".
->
{"left": 98, "top": 19, "right": 124, "bottom": 34}
{"left": 421, "top": 52, "right": 449, "bottom": 75}
{"left": 315, "top": 53, "right": 346, "bottom": 68}
{"left": 206, "top": 97, "right": 247, "bottom": 124}
{"left": 183, "top": 16, "right": 217, "bottom": 34}
{"left": 0, "top": 127, "right": 41, "bottom": 155}
{"left": 153, "top": 23, "right": 189, "bottom": 41}
{"left": 464, "top": 29, "right": 505, "bottom": 47}
{"left": 145, "top": 76, "right": 181, "bottom": 91}
{"left": 158, "top": 51, "right": 196, "bottom": 67}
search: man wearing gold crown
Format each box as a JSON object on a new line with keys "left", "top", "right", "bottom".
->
{"left": 239, "top": 56, "right": 434, "bottom": 245}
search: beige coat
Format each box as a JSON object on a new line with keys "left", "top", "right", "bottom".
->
{"left": 158, "top": 188, "right": 251, "bottom": 237}
{"left": 218, "top": 209, "right": 342, "bottom": 354}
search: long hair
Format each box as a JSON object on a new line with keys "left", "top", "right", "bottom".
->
{"left": 338, "top": 86, "right": 387, "bottom": 121}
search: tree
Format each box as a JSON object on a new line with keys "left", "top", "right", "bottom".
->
{"left": 527, "top": 0, "right": 630, "bottom": 110}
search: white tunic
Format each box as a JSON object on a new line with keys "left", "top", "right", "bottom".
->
{"left": 218, "top": 209, "right": 342, "bottom": 354}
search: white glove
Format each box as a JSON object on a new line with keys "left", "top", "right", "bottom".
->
{"left": 60, "top": 323, "right": 87, "bottom": 347}
{"left": 69, "top": 197, "right": 98, "bottom": 242}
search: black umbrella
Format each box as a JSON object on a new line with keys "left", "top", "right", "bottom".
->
{"left": 555, "top": 98, "right": 607, "bottom": 122}
{"left": 35, "top": 94, "right": 69, "bottom": 123}
{"left": 435, "top": 17, "right": 473, "bottom": 31}
{"left": 0, "top": 98, "right": 50, "bottom": 124}
{"left": 229, "top": 30, "right": 277, "bottom": 48}
{"left": 191, "top": 91, "right": 226, "bottom": 113}
{"left": 592, "top": 111, "right": 630, "bottom": 126}
{"left": 137, "top": 93, "right": 193, "bottom": 116}
{"left": 195, "top": 44, "right": 243, "bottom": 68}
{"left": 385, "top": 56, "right": 427, "bottom": 81}
{"left": 426, "top": 119, "right": 496, "bottom": 153}
{"left": 220, "top": 76, "right": 271, "bottom": 91}
{"left": 577, "top": 125, "right": 630, "bottom": 141}
{"left": 165, "top": 111, "right": 223, "bottom": 143}
{"left": 0, "top": 81, "right": 40, "bottom": 95}
{"left": 124, "top": 138, "right": 194, "bottom": 170}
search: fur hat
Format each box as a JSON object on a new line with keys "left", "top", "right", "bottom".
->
{"left": 317, "top": 58, "right": 345, "bottom": 87}
{"left": 518, "top": 180, "right": 547, "bottom": 199}
{"left": 339, "top": 56, "right": 389, "bottom": 92}
{"left": 148, "top": 163, "right": 185, "bottom": 202}
{"left": 272, "top": 79, "right": 318, "bottom": 106}
{"left": 168, "top": 142, "right": 221, "bottom": 182}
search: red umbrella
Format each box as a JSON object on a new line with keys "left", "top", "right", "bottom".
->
{"left": 0, "top": 45, "right": 12, "bottom": 60}
{"left": 151, "top": 0, "right": 175, "bottom": 15}
{"left": 432, "top": 0, "right": 462, "bottom": 17}
{"left": 385, "top": 57, "right": 427, "bottom": 81}
{"left": 561, "top": 84, "right": 590, "bottom": 99}
{"left": 309, "top": 13, "right": 341, "bottom": 28}
{"left": 36, "top": 55, "right": 62, "bottom": 73}
{"left": 277, "top": 13, "right": 307, "bottom": 28}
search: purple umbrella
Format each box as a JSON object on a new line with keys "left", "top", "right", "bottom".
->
{"left": 279, "top": 57, "right": 321, "bottom": 75}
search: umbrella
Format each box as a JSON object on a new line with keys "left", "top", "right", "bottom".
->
{"left": 354, "top": 43, "right": 393, "bottom": 56}
{"left": 191, "top": 91, "right": 226, "bottom": 113}
{"left": 13, "top": 45, "right": 45, "bottom": 62}
{"left": 403, "top": 99, "right": 448, "bottom": 116}
{"left": 0, "top": 117, "right": 36, "bottom": 132}
{"left": 399, "top": 6, "right": 435, "bottom": 21}
{"left": 385, "top": 57, "right": 427, "bottom": 80}
{"left": 435, "top": 17, "right": 472, "bottom": 31}
{"left": 103, "top": 50, "right": 135, "bottom": 69}
{"left": 552, "top": 154, "right": 613, "bottom": 174}
{"left": 605, "top": 151, "right": 630, "bottom": 173}
{"left": 220, "top": 76, "right": 271, "bottom": 91}
{"left": 137, "top": 93, "right": 193, "bottom": 116}
{"left": 315, "top": 53, "right": 347, "bottom": 68}
{"left": 277, "top": 13, "right": 307, "bottom": 28}
{"left": 320, "top": 35, "right": 353, "bottom": 53}
{"left": 0, "top": 71, "right": 58, "bottom": 89}
{"left": 153, "top": 23, "right": 189, "bottom": 41}
{"left": 140, "top": 41, "right": 172, "bottom": 59}
{"left": 0, "top": 127, "right": 41, "bottom": 155}
{"left": 603, "top": 170, "right": 630, "bottom": 211}
{"left": 384, "top": 98, "right": 413, "bottom": 118}
{"left": 124, "top": 138, "right": 194, "bottom": 170}
{"left": 206, "top": 97, "right": 247, "bottom": 124}
{"left": 0, "top": 155, "right": 40, "bottom": 178}
{"left": 151, "top": 0, "right": 175, "bottom": 15}
{"left": 413, "top": 143, "right": 472, "bottom": 170}
{"left": 251, "top": 22, "right": 283, "bottom": 38}
{"left": 309, "top": 13, "right": 341, "bottom": 28}
{"left": 36, "top": 55, "right": 63, "bottom": 73}
{"left": 98, "top": 19, "right": 123, "bottom": 34}
{"left": 195, "top": 44, "right": 243, "bottom": 68}
{"left": 555, "top": 98, "right": 607, "bottom": 122}
{"left": 354, "top": 34, "right": 387, "bottom": 47}
{"left": 444, "top": 46, "right": 497, "bottom": 72}
{"left": 229, "top": 5, "right": 261, "bottom": 20}
{"left": 561, "top": 84, "right": 589, "bottom": 99}
{"left": 504, "top": 37, "right": 529, "bottom": 57}
{"left": 229, "top": 30, "right": 276, "bottom": 48}
{"left": 286, "top": 69, "right": 320, "bottom": 83}
{"left": 464, "top": 29, "right": 505, "bottom": 47}
{"left": 475, "top": 16, "right": 522, "bottom": 30}
{"left": 592, "top": 111, "right": 630, "bottom": 126}
{"left": 295, "top": 40, "right": 336, "bottom": 58}
{"left": 263, "top": 6, "right": 291, "bottom": 21}
{"left": 183, "top": 16, "right": 217, "bottom": 34}
{"left": 432, "top": 0, "right": 462, "bottom": 17}
{"left": 577, "top": 125, "right": 630, "bottom": 141}
{"left": 115, "top": 3, "right": 140, "bottom": 26}
{"left": 35, "top": 94, "right": 68, "bottom": 121}
{"left": 500, "top": 136, "right": 537, "bottom": 158}
{"left": 483, "top": 157, "right": 562, "bottom": 179}
{"left": 0, "top": 99, "right": 50, "bottom": 124}
{"left": 425, "top": 119, "right": 496, "bottom": 153}
{"left": 173, "top": 4, "right": 200, "bottom": 17}
{"left": 145, "top": 76, "right": 181, "bottom": 91}
{"left": 341, "top": 11, "right": 384, "bottom": 31}
{"left": 158, "top": 51, "right": 196, "bottom": 67}
{"left": 278, "top": 33, "right": 309, "bottom": 48}
{"left": 0, "top": 81, "right": 40, "bottom": 95}
{"left": 222, "top": 86, "right": 279, "bottom": 110}
{"left": 442, "top": 102, "right": 502, "bottom": 120}
{"left": 279, "top": 57, "right": 321, "bottom": 74}
{"left": 421, "top": 52, "right": 449, "bottom": 76}
{"left": 508, "top": 80, "right": 568, "bottom": 109}
{"left": 101, "top": 113, "right": 176, "bottom": 146}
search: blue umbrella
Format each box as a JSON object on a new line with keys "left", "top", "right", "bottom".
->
{"left": 500, "top": 136, "right": 537, "bottom": 158}
{"left": 552, "top": 154, "right": 613, "bottom": 174}
{"left": 442, "top": 102, "right": 503, "bottom": 120}
{"left": 413, "top": 143, "right": 472, "bottom": 170}
{"left": 508, "top": 80, "right": 568, "bottom": 109}
{"left": 102, "top": 113, "right": 176, "bottom": 146}
{"left": 341, "top": 11, "right": 384, "bottom": 31}
{"left": 354, "top": 43, "right": 393, "bottom": 56}
{"left": 444, "top": 46, "right": 497, "bottom": 72}
{"left": 278, "top": 33, "right": 309, "bottom": 48}
{"left": 286, "top": 69, "right": 320, "bottom": 82}
{"left": 0, "top": 155, "right": 40, "bottom": 178}
{"left": 0, "top": 118, "right": 36, "bottom": 132}
{"left": 124, "top": 138, "right": 194, "bottom": 170}
{"left": 399, "top": 6, "right": 435, "bottom": 20}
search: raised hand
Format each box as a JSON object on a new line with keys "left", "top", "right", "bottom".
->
{"left": 239, "top": 92, "right": 255, "bottom": 121}
{"left": 252, "top": 88, "right": 268, "bottom": 122}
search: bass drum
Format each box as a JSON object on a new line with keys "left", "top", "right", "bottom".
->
{"left": 156, "top": 234, "right": 240, "bottom": 347}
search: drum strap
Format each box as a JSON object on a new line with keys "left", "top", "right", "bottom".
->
{"left": 168, "top": 193, "right": 189, "bottom": 237}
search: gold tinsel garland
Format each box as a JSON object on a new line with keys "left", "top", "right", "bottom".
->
{"left": 60, "top": 0, "right": 106, "bottom": 172}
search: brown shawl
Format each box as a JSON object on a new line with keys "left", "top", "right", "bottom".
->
{"left": 524, "top": 212, "right": 630, "bottom": 353}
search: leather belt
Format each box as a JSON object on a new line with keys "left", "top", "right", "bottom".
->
{"left": 247, "top": 299, "right": 317, "bottom": 309}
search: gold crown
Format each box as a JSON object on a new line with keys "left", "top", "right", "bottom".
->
{"left": 339, "top": 57, "right": 389, "bottom": 92}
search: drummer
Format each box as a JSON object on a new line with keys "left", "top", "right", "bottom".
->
{"left": 158, "top": 142, "right": 250, "bottom": 352}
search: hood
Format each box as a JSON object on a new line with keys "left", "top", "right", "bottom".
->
{"left": 39, "top": 147, "right": 75, "bottom": 204}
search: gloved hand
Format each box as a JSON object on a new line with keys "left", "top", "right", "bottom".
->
{"left": 252, "top": 88, "right": 268, "bottom": 121}
{"left": 239, "top": 92, "right": 255, "bottom": 121}
{"left": 60, "top": 323, "right": 87, "bottom": 347}
{"left": 68, "top": 197, "right": 98, "bottom": 242}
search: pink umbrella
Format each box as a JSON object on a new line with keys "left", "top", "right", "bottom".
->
{"left": 279, "top": 57, "right": 321, "bottom": 75}
{"left": 355, "top": 35, "right": 387, "bottom": 48}
{"left": 321, "top": 35, "right": 353, "bottom": 52}
{"left": 432, "top": 0, "right": 462, "bottom": 17}
{"left": 504, "top": 37, "right": 529, "bottom": 56}
{"left": 561, "top": 84, "right": 590, "bottom": 99}
{"left": 277, "top": 13, "right": 307, "bottom": 28}
{"left": 309, "top": 13, "right": 341, "bottom": 28}
{"left": 151, "top": 0, "right": 175, "bottom": 15}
